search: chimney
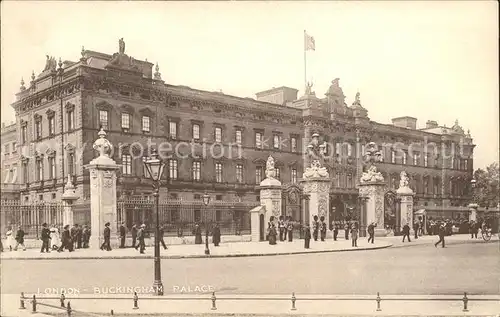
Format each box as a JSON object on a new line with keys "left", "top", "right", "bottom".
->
{"left": 426, "top": 120, "right": 438, "bottom": 129}
{"left": 392, "top": 116, "right": 417, "bottom": 129}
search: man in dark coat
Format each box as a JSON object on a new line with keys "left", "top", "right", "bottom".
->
{"left": 193, "top": 223, "right": 203, "bottom": 244}
{"left": 434, "top": 224, "right": 446, "bottom": 248}
{"left": 286, "top": 217, "right": 293, "bottom": 242}
{"left": 100, "top": 222, "right": 111, "bottom": 251}
{"left": 268, "top": 217, "right": 277, "bottom": 245}
{"left": 332, "top": 221, "right": 339, "bottom": 241}
{"left": 278, "top": 216, "right": 285, "bottom": 242}
{"left": 312, "top": 215, "right": 319, "bottom": 241}
{"left": 58, "top": 225, "right": 74, "bottom": 252}
{"left": 344, "top": 221, "right": 350, "bottom": 240}
{"left": 402, "top": 223, "right": 411, "bottom": 242}
{"left": 76, "top": 224, "right": 83, "bottom": 249}
{"left": 159, "top": 223, "right": 167, "bottom": 250}
{"left": 367, "top": 222, "right": 375, "bottom": 244}
{"left": 119, "top": 222, "right": 126, "bottom": 248}
{"left": 82, "top": 225, "right": 90, "bottom": 248}
{"left": 14, "top": 225, "right": 26, "bottom": 251}
{"left": 413, "top": 221, "right": 420, "bottom": 240}
{"left": 131, "top": 224, "right": 138, "bottom": 248}
{"left": 304, "top": 223, "right": 311, "bottom": 249}
{"left": 70, "top": 224, "right": 78, "bottom": 250}
{"left": 319, "top": 216, "right": 327, "bottom": 241}
{"left": 40, "top": 223, "right": 51, "bottom": 253}
{"left": 212, "top": 223, "right": 221, "bottom": 246}
{"left": 136, "top": 224, "right": 146, "bottom": 254}
{"left": 469, "top": 220, "right": 478, "bottom": 239}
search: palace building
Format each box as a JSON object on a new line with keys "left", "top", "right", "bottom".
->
{"left": 1, "top": 39, "right": 475, "bottom": 222}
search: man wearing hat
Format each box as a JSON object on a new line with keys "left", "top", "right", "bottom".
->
{"left": 136, "top": 224, "right": 146, "bottom": 254}
{"left": 40, "top": 223, "right": 51, "bottom": 253}
{"left": 100, "top": 222, "right": 112, "bottom": 251}
{"left": 434, "top": 223, "right": 446, "bottom": 248}
{"left": 367, "top": 222, "right": 376, "bottom": 244}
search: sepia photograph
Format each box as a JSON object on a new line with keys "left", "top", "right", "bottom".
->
{"left": 0, "top": 1, "right": 499, "bottom": 316}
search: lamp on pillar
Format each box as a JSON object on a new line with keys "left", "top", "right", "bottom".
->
{"left": 202, "top": 192, "right": 211, "bottom": 255}
{"left": 143, "top": 148, "right": 166, "bottom": 296}
{"left": 468, "top": 178, "right": 478, "bottom": 222}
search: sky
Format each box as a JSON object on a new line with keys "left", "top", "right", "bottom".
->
{"left": 1, "top": 1, "right": 498, "bottom": 169}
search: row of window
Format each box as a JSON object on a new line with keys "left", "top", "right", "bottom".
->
{"left": 21, "top": 153, "right": 76, "bottom": 183}
{"left": 121, "top": 156, "right": 300, "bottom": 184}
{"left": 21, "top": 109, "right": 75, "bottom": 144}
{"left": 3, "top": 142, "right": 17, "bottom": 155}
{"left": 387, "top": 150, "right": 469, "bottom": 170}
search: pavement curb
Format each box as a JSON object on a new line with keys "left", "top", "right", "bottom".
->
{"left": 0, "top": 244, "right": 392, "bottom": 261}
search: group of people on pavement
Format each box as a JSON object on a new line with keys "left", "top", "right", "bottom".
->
{"left": 1, "top": 223, "right": 91, "bottom": 253}
{"left": 267, "top": 216, "right": 296, "bottom": 245}
{"left": 191, "top": 222, "right": 222, "bottom": 247}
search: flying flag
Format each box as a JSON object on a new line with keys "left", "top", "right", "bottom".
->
{"left": 304, "top": 32, "right": 315, "bottom": 51}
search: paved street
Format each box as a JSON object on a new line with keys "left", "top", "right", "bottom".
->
{"left": 1, "top": 241, "right": 498, "bottom": 296}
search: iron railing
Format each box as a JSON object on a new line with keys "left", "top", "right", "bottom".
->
{"left": 19, "top": 291, "right": 500, "bottom": 316}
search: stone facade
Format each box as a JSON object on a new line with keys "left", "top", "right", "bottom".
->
{"left": 2, "top": 40, "right": 474, "bottom": 219}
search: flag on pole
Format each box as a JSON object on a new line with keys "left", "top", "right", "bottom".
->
{"left": 304, "top": 32, "right": 315, "bottom": 51}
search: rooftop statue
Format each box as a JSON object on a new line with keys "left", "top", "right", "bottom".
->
{"left": 119, "top": 38, "right": 125, "bottom": 55}
{"left": 43, "top": 55, "right": 57, "bottom": 72}
{"left": 305, "top": 82, "right": 313, "bottom": 95}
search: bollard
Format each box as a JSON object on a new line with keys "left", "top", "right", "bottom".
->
{"left": 19, "top": 292, "right": 26, "bottom": 310}
{"left": 462, "top": 292, "right": 469, "bottom": 312}
{"left": 110, "top": 309, "right": 114, "bottom": 315}
{"left": 376, "top": 292, "right": 382, "bottom": 311}
{"left": 32, "top": 294, "right": 37, "bottom": 313}
{"left": 291, "top": 293, "right": 297, "bottom": 311}
{"left": 211, "top": 292, "right": 217, "bottom": 310}
{"left": 66, "top": 301, "right": 72, "bottom": 316}
{"left": 60, "top": 292, "right": 66, "bottom": 308}
{"left": 133, "top": 292, "right": 139, "bottom": 310}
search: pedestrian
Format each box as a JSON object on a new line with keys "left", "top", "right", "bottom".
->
{"left": 193, "top": 223, "right": 203, "bottom": 244}
{"left": 50, "top": 225, "right": 60, "bottom": 250}
{"left": 367, "top": 222, "right": 375, "bottom": 244}
{"left": 119, "top": 222, "right": 126, "bottom": 248}
{"left": 402, "top": 223, "right": 411, "bottom": 242}
{"left": 40, "top": 223, "right": 51, "bottom": 253}
{"left": 413, "top": 221, "right": 419, "bottom": 239}
{"left": 100, "top": 222, "right": 111, "bottom": 251}
{"left": 82, "top": 225, "right": 90, "bottom": 248}
{"left": 212, "top": 223, "right": 221, "bottom": 247}
{"left": 304, "top": 223, "right": 311, "bottom": 249}
{"left": 268, "top": 216, "right": 277, "bottom": 245}
{"left": 283, "top": 217, "right": 289, "bottom": 241}
{"left": 312, "top": 215, "right": 319, "bottom": 241}
{"left": 319, "top": 216, "right": 327, "bottom": 242}
{"left": 5, "top": 226, "right": 14, "bottom": 251}
{"left": 332, "top": 221, "right": 339, "bottom": 241}
{"left": 159, "top": 223, "right": 168, "bottom": 250}
{"left": 350, "top": 223, "right": 358, "bottom": 247}
{"left": 58, "top": 225, "right": 74, "bottom": 252}
{"left": 13, "top": 225, "right": 26, "bottom": 251}
{"left": 344, "top": 221, "right": 350, "bottom": 240}
{"left": 469, "top": 220, "right": 478, "bottom": 239}
{"left": 131, "top": 223, "right": 138, "bottom": 248}
{"left": 286, "top": 217, "right": 293, "bottom": 242}
{"left": 278, "top": 216, "right": 285, "bottom": 242}
{"left": 70, "top": 224, "right": 78, "bottom": 250}
{"left": 76, "top": 224, "right": 83, "bottom": 249}
{"left": 434, "top": 223, "right": 446, "bottom": 248}
{"left": 136, "top": 224, "right": 146, "bottom": 254}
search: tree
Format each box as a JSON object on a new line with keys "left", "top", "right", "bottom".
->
{"left": 473, "top": 162, "right": 499, "bottom": 208}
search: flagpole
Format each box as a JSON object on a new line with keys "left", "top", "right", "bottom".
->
{"left": 304, "top": 30, "right": 307, "bottom": 90}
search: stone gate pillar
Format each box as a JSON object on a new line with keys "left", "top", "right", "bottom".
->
{"left": 396, "top": 171, "right": 414, "bottom": 234}
{"left": 259, "top": 156, "right": 282, "bottom": 231}
{"left": 84, "top": 128, "right": 120, "bottom": 249}
{"left": 300, "top": 161, "right": 331, "bottom": 227}
{"left": 61, "top": 174, "right": 79, "bottom": 226}
{"left": 358, "top": 166, "right": 386, "bottom": 237}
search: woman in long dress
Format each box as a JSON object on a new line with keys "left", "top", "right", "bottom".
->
{"left": 268, "top": 216, "right": 277, "bottom": 245}
{"left": 50, "top": 225, "right": 61, "bottom": 250}
{"left": 5, "top": 226, "right": 14, "bottom": 251}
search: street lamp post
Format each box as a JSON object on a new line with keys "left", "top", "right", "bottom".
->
{"left": 202, "top": 193, "right": 211, "bottom": 255}
{"left": 143, "top": 148, "right": 166, "bottom": 296}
